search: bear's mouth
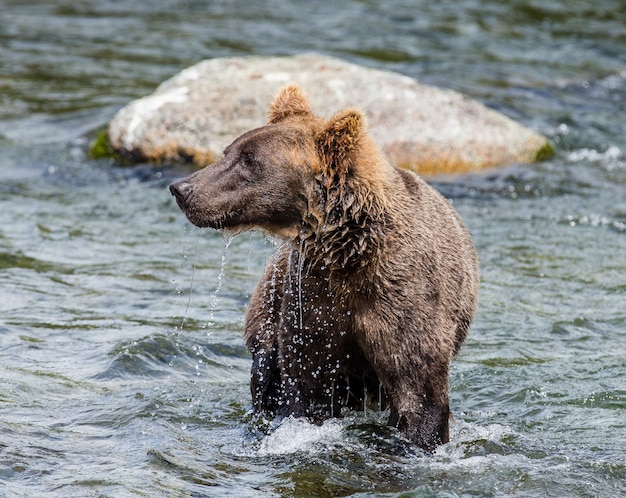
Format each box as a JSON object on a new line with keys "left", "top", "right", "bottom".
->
{"left": 169, "top": 180, "right": 243, "bottom": 230}
{"left": 182, "top": 206, "right": 247, "bottom": 232}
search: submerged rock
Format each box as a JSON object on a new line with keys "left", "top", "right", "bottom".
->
{"left": 106, "top": 53, "right": 552, "bottom": 176}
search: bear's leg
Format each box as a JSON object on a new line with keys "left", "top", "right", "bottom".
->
{"left": 392, "top": 399, "right": 450, "bottom": 452}
{"left": 244, "top": 251, "right": 288, "bottom": 417}
{"left": 250, "top": 347, "right": 281, "bottom": 414}
{"left": 272, "top": 346, "right": 341, "bottom": 421}
{"left": 387, "top": 383, "right": 451, "bottom": 453}
{"left": 272, "top": 328, "right": 357, "bottom": 422}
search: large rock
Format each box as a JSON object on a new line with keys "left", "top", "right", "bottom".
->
{"left": 107, "top": 53, "right": 552, "bottom": 176}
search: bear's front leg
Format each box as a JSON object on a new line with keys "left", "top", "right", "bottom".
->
{"left": 244, "top": 252, "right": 288, "bottom": 416}
{"left": 358, "top": 306, "right": 457, "bottom": 452}
{"left": 249, "top": 346, "right": 281, "bottom": 414}
{"left": 273, "top": 327, "right": 343, "bottom": 422}
{"left": 272, "top": 364, "right": 345, "bottom": 422}
{"left": 388, "top": 393, "right": 450, "bottom": 452}
{"left": 274, "top": 309, "right": 357, "bottom": 421}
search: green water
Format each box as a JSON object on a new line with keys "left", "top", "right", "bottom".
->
{"left": 1, "top": 1, "right": 625, "bottom": 496}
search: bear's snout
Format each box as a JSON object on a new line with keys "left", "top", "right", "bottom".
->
{"left": 169, "top": 179, "right": 194, "bottom": 210}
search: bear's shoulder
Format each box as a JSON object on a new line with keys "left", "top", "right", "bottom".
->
{"left": 392, "top": 167, "right": 442, "bottom": 207}
{"left": 395, "top": 167, "right": 423, "bottom": 197}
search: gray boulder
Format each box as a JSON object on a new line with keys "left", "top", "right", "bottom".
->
{"left": 107, "top": 53, "right": 552, "bottom": 175}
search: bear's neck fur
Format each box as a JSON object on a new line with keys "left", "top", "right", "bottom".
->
{"left": 297, "top": 149, "right": 393, "bottom": 289}
{"left": 268, "top": 84, "right": 395, "bottom": 286}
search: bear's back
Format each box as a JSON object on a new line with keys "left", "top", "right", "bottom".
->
{"left": 386, "top": 167, "right": 479, "bottom": 348}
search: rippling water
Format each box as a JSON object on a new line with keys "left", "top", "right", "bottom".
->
{"left": 1, "top": 1, "right": 625, "bottom": 496}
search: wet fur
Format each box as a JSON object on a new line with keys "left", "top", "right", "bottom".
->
{"left": 170, "top": 85, "right": 479, "bottom": 452}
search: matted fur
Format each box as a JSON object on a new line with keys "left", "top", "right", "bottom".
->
{"left": 170, "top": 85, "right": 479, "bottom": 452}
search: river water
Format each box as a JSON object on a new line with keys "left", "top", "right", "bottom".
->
{"left": 1, "top": 1, "right": 625, "bottom": 497}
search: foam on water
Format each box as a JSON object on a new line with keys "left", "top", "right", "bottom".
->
{"left": 256, "top": 417, "right": 345, "bottom": 456}
{"left": 568, "top": 145, "right": 623, "bottom": 170}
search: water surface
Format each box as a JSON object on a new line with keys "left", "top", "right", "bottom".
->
{"left": 1, "top": 1, "right": 625, "bottom": 496}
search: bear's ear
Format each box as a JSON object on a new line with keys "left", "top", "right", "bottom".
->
{"left": 268, "top": 84, "right": 312, "bottom": 124}
{"left": 317, "top": 108, "right": 365, "bottom": 178}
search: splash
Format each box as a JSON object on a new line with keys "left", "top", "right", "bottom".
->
{"left": 265, "top": 240, "right": 287, "bottom": 328}
{"left": 174, "top": 230, "right": 235, "bottom": 336}
{"left": 256, "top": 417, "right": 344, "bottom": 456}
{"left": 297, "top": 238, "right": 305, "bottom": 331}
{"left": 174, "top": 229, "right": 202, "bottom": 336}
{"left": 434, "top": 419, "right": 516, "bottom": 460}
{"left": 204, "top": 232, "right": 235, "bottom": 333}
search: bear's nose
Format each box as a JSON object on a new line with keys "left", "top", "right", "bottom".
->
{"left": 169, "top": 180, "right": 194, "bottom": 208}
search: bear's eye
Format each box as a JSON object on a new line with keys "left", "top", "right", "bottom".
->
{"left": 247, "top": 152, "right": 261, "bottom": 168}
{"left": 240, "top": 152, "right": 261, "bottom": 180}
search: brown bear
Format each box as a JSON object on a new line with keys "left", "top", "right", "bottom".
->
{"left": 169, "top": 84, "right": 479, "bottom": 452}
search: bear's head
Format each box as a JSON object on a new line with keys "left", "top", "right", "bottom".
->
{"left": 170, "top": 84, "right": 385, "bottom": 239}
